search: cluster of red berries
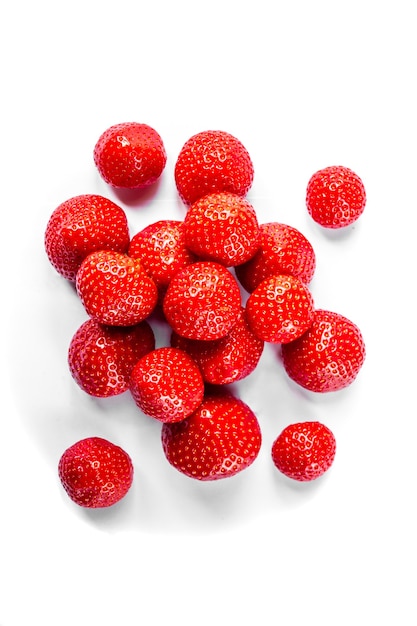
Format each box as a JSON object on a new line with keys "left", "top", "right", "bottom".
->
{"left": 45, "top": 122, "right": 366, "bottom": 510}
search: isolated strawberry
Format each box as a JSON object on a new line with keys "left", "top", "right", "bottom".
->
{"left": 162, "top": 261, "right": 242, "bottom": 340}
{"left": 306, "top": 165, "right": 366, "bottom": 228}
{"left": 174, "top": 130, "right": 254, "bottom": 205}
{"left": 171, "top": 307, "right": 264, "bottom": 385}
{"left": 129, "top": 347, "right": 204, "bottom": 423}
{"left": 58, "top": 437, "right": 134, "bottom": 508}
{"left": 246, "top": 274, "right": 314, "bottom": 343}
{"left": 183, "top": 192, "right": 260, "bottom": 266}
{"left": 68, "top": 318, "right": 155, "bottom": 397}
{"left": 93, "top": 121, "right": 167, "bottom": 189}
{"left": 128, "top": 220, "right": 197, "bottom": 297}
{"left": 76, "top": 250, "right": 158, "bottom": 326}
{"left": 281, "top": 309, "right": 366, "bottom": 392}
{"left": 161, "top": 391, "right": 262, "bottom": 480}
{"left": 235, "top": 222, "right": 316, "bottom": 293}
{"left": 44, "top": 194, "right": 130, "bottom": 281}
{"left": 271, "top": 421, "right": 336, "bottom": 481}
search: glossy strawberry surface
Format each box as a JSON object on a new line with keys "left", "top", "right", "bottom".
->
{"left": 44, "top": 194, "right": 130, "bottom": 281}
{"left": 161, "top": 391, "right": 262, "bottom": 481}
{"left": 281, "top": 309, "right": 366, "bottom": 392}
{"left": 76, "top": 250, "right": 158, "bottom": 326}
{"left": 235, "top": 222, "right": 316, "bottom": 292}
{"left": 68, "top": 318, "right": 155, "bottom": 397}
{"left": 129, "top": 347, "right": 204, "bottom": 423}
{"left": 271, "top": 421, "right": 336, "bottom": 481}
{"left": 93, "top": 122, "right": 167, "bottom": 189}
{"left": 174, "top": 130, "right": 254, "bottom": 205}
{"left": 306, "top": 165, "right": 366, "bottom": 228}
{"left": 183, "top": 192, "right": 260, "bottom": 266}
{"left": 58, "top": 437, "right": 134, "bottom": 508}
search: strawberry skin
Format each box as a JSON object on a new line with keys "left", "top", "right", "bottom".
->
{"left": 246, "top": 274, "right": 315, "bottom": 343}
{"left": 183, "top": 192, "right": 260, "bottom": 267}
{"left": 58, "top": 437, "right": 134, "bottom": 508}
{"left": 162, "top": 261, "right": 242, "bottom": 340}
{"left": 271, "top": 421, "right": 336, "bottom": 481}
{"left": 129, "top": 347, "right": 204, "bottom": 423}
{"left": 68, "top": 318, "right": 155, "bottom": 397}
{"left": 170, "top": 307, "right": 264, "bottom": 385}
{"left": 174, "top": 130, "right": 254, "bottom": 205}
{"left": 44, "top": 194, "right": 130, "bottom": 281}
{"left": 93, "top": 122, "right": 167, "bottom": 189}
{"left": 76, "top": 250, "right": 158, "bottom": 327}
{"left": 306, "top": 165, "right": 366, "bottom": 228}
{"left": 235, "top": 222, "right": 316, "bottom": 293}
{"left": 161, "top": 391, "right": 262, "bottom": 480}
{"left": 281, "top": 309, "right": 366, "bottom": 392}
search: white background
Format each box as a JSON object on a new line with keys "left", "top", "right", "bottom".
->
{"left": 1, "top": 1, "right": 416, "bottom": 624}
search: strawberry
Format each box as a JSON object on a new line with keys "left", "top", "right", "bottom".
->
{"left": 174, "top": 130, "right": 254, "bottom": 206}
{"left": 162, "top": 260, "right": 242, "bottom": 340}
{"left": 128, "top": 220, "right": 197, "bottom": 297}
{"left": 44, "top": 194, "right": 130, "bottom": 282}
{"left": 58, "top": 437, "right": 134, "bottom": 508}
{"left": 235, "top": 222, "right": 316, "bottom": 293}
{"left": 93, "top": 122, "right": 167, "bottom": 189}
{"left": 281, "top": 309, "right": 366, "bottom": 392}
{"left": 170, "top": 307, "right": 264, "bottom": 385}
{"left": 306, "top": 165, "right": 366, "bottom": 228}
{"left": 161, "top": 390, "right": 262, "bottom": 480}
{"left": 246, "top": 274, "right": 314, "bottom": 343}
{"left": 68, "top": 318, "right": 155, "bottom": 397}
{"left": 129, "top": 347, "right": 204, "bottom": 423}
{"left": 271, "top": 421, "right": 336, "bottom": 481}
{"left": 183, "top": 192, "right": 260, "bottom": 266}
{"left": 76, "top": 250, "right": 158, "bottom": 326}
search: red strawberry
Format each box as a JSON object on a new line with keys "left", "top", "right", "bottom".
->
{"left": 58, "top": 437, "right": 134, "bottom": 508}
{"left": 170, "top": 307, "right": 264, "bottom": 385}
{"left": 162, "top": 261, "right": 242, "bottom": 340}
{"left": 44, "top": 194, "right": 130, "bottom": 282}
{"left": 161, "top": 391, "right": 262, "bottom": 480}
{"left": 76, "top": 250, "right": 158, "bottom": 326}
{"left": 68, "top": 318, "right": 155, "bottom": 397}
{"left": 306, "top": 165, "right": 366, "bottom": 228}
{"left": 183, "top": 192, "right": 260, "bottom": 266}
{"left": 174, "top": 130, "right": 254, "bottom": 205}
{"left": 128, "top": 220, "right": 197, "bottom": 297}
{"left": 271, "top": 421, "right": 336, "bottom": 482}
{"left": 93, "top": 122, "right": 167, "bottom": 189}
{"left": 235, "top": 222, "right": 316, "bottom": 293}
{"left": 129, "top": 347, "right": 204, "bottom": 423}
{"left": 281, "top": 309, "right": 366, "bottom": 392}
{"left": 246, "top": 274, "right": 314, "bottom": 343}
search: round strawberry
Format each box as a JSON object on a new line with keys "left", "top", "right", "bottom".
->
{"left": 93, "top": 122, "right": 167, "bottom": 189}
{"left": 128, "top": 220, "right": 197, "bottom": 296}
{"left": 161, "top": 391, "right": 262, "bottom": 481}
{"left": 68, "top": 318, "right": 155, "bottom": 397}
{"left": 162, "top": 261, "right": 241, "bottom": 340}
{"left": 281, "top": 309, "right": 366, "bottom": 392}
{"left": 171, "top": 307, "right": 264, "bottom": 385}
{"left": 58, "top": 437, "right": 134, "bottom": 508}
{"left": 306, "top": 165, "right": 366, "bottom": 228}
{"left": 183, "top": 192, "right": 260, "bottom": 266}
{"left": 235, "top": 222, "right": 316, "bottom": 293}
{"left": 76, "top": 250, "right": 158, "bottom": 326}
{"left": 174, "top": 130, "right": 254, "bottom": 205}
{"left": 44, "top": 194, "right": 130, "bottom": 281}
{"left": 246, "top": 274, "right": 314, "bottom": 343}
{"left": 271, "top": 421, "right": 336, "bottom": 482}
{"left": 129, "top": 347, "right": 204, "bottom": 423}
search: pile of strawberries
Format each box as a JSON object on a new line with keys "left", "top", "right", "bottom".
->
{"left": 45, "top": 122, "right": 366, "bottom": 510}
